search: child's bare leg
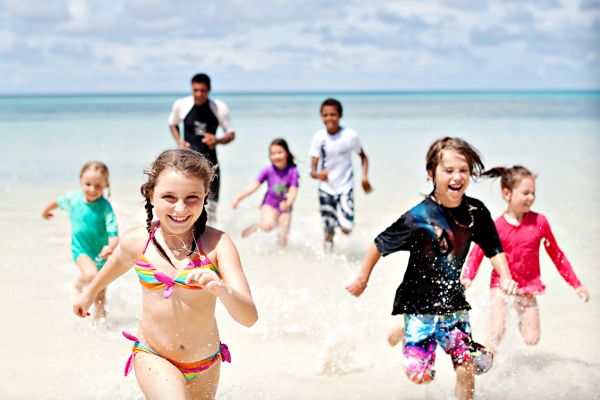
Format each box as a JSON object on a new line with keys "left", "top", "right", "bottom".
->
{"left": 75, "top": 255, "right": 98, "bottom": 293}
{"left": 487, "top": 288, "right": 507, "bottom": 353}
{"left": 242, "top": 205, "right": 278, "bottom": 237}
{"left": 94, "top": 288, "right": 107, "bottom": 319}
{"left": 277, "top": 212, "right": 291, "bottom": 246}
{"left": 515, "top": 295, "right": 540, "bottom": 346}
{"left": 387, "top": 315, "right": 405, "bottom": 347}
{"left": 455, "top": 360, "right": 476, "bottom": 400}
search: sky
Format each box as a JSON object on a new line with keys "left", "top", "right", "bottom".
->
{"left": 1, "top": 0, "right": 599, "bottom": 94}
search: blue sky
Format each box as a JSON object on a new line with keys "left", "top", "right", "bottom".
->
{"left": 1, "top": 0, "right": 599, "bottom": 94}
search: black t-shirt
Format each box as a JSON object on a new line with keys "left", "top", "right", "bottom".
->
{"left": 183, "top": 102, "right": 220, "bottom": 165}
{"left": 374, "top": 195, "right": 503, "bottom": 315}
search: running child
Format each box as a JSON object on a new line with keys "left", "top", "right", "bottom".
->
{"left": 42, "top": 161, "right": 118, "bottom": 319}
{"left": 73, "top": 149, "right": 257, "bottom": 400}
{"left": 231, "top": 138, "right": 299, "bottom": 246}
{"left": 462, "top": 165, "right": 589, "bottom": 353}
{"left": 309, "top": 98, "right": 372, "bottom": 250}
{"left": 346, "top": 137, "right": 517, "bottom": 400}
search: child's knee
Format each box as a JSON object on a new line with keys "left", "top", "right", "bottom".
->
{"left": 81, "top": 270, "right": 98, "bottom": 283}
{"left": 260, "top": 222, "right": 275, "bottom": 231}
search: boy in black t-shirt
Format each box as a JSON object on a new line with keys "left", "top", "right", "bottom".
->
{"left": 346, "top": 137, "right": 517, "bottom": 400}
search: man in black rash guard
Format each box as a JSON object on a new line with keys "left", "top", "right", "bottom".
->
{"left": 168, "top": 73, "right": 235, "bottom": 223}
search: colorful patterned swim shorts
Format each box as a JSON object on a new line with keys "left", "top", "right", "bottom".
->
{"left": 402, "top": 311, "right": 492, "bottom": 384}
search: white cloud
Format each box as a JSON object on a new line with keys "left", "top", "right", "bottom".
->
{"left": 0, "top": 0, "right": 598, "bottom": 93}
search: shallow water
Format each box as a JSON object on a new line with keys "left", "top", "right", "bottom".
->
{"left": 1, "top": 92, "right": 599, "bottom": 399}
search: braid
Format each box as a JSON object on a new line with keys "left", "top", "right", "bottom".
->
{"left": 191, "top": 199, "right": 209, "bottom": 251}
{"left": 144, "top": 198, "right": 175, "bottom": 268}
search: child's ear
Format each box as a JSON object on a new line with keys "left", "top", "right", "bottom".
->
{"left": 427, "top": 170, "right": 433, "bottom": 181}
{"left": 502, "top": 187, "right": 511, "bottom": 202}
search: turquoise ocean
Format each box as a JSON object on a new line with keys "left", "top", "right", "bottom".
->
{"left": 1, "top": 91, "right": 599, "bottom": 399}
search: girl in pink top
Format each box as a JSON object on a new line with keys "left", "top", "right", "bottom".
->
{"left": 462, "top": 165, "right": 589, "bottom": 352}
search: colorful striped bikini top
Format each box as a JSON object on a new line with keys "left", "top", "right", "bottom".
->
{"left": 135, "top": 224, "right": 221, "bottom": 299}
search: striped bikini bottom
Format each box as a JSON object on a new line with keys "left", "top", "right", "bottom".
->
{"left": 122, "top": 331, "right": 231, "bottom": 381}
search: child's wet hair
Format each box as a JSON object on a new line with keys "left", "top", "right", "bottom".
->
{"left": 80, "top": 161, "right": 111, "bottom": 197}
{"left": 482, "top": 165, "right": 536, "bottom": 191}
{"left": 320, "top": 98, "right": 343, "bottom": 117}
{"left": 140, "top": 149, "right": 216, "bottom": 267}
{"left": 426, "top": 137, "right": 485, "bottom": 180}
{"left": 270, "top": 138, "right": 296, "bottom": 167}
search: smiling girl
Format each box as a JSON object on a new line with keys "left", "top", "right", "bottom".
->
{"left": 346, "top": 137, "right": 517, "bottom": 400}
{"left": 462, "top": 165, "right": 589, "bottom": 353}
{"left": 231, "top": 138, "right": 299, "bottom": 246}
{"left": 42, "top": 161, "right": 118, "bottom": 318}
{"left": 73, "top": 149, "right": 257, "bottom": 399}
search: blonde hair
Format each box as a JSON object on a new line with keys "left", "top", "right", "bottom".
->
{"left": 80, "top": 161, "right": 111, "bottom": 197}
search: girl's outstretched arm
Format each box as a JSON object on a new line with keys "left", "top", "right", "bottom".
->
{"left": 188, "top": 231, "right": 257, "bottom": 327}
{"left": 41, "top": 200, "right": 58, "bottom": 219}
{"left": 346, "top": 242, "right": 381, "bottom": 297}
{"left": 231, "top": 180, "right": 261, "bottom": 209}
{"left": 489, "top": 253, "right": 518, "bottom": 295}
{"left": 73, "top": 227, "right": 143, "bottom": 318}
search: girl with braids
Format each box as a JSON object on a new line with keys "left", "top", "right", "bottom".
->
{"left": 42, "top": 161, "right": 118, "bottom": 319}
{"left": 346, "top": 137, "right": 517, "bottom": 400}
{"left": 73, "top": 149, "right": 257, "bottom": 400}
{"left": 462, "top": 165, "right": 589, "bottom": 353}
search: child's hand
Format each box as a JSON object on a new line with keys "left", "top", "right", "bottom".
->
{"left": 231, "top": 198, "right": 240, "bottom": 209}
{"left": 178, "top": 140, "right": 191, "bottom": 149}
{"left": 576, "top": 285, "right": 590, "bottom": 302}
{"left": 500, "top": 277, "right": 518, "bottom": 295}
{"left": 98, "top": 245, "right": 113, "bottom": 259}
{"left": 73, "top": 291, "right": 93, "bottom": 318}
{"left": 361, "top": 178, "right": 373, "bottom": 193}
{"left": 345, "top": 277, "right": 368, "bottom": 297}
{"left": 279, "top": 200, "right": 291, "bottom": 212}
{"left": 42, "top": 210, "right": 54, "bottom": 219}
{"left": 461, "top": 278, "right": 473, "bottom": 289}
{"left": 186, "top": 268, "right": 224, "bottom": 296}
{"left": 315, "top": 170, "right": 328, "bottom": 181}
{"left": 202, "top": 133, "right": 218, "bottom": 149}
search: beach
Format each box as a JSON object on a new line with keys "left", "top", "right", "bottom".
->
{"left": 1, "top": 91, "right": 599, "bottom": 399}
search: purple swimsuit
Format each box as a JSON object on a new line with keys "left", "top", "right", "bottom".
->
{"left": 257, "top": 164, "right": 299, "bottom": 212}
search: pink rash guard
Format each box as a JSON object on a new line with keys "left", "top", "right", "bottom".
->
{"left": 463, "top": 211, "right": 581, "bottom": 295}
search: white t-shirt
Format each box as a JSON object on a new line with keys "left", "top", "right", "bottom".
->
{"left": 309, "top": 127, "right": 362, "bottom": 195}
{"left": 167, "top": 96, "right": 234, "bottom": 134}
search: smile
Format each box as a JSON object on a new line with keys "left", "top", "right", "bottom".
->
{"left": 448, "top": 184, "right": 463, "bottom": 192}
{"left": 168, "top": 215, "right": 190, "bottom": 223}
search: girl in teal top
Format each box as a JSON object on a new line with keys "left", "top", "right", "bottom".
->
{"left": 42, "top": 161, "right": 118, "bottom": 319}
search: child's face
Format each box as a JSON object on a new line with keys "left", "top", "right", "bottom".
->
{"left": 151, "top": 168, "right": 209, "bottom": 237}
{"left": 503, "top": 176, "right": 536, "bottom": 215}
{"left": 80, "top": 170, "right": 107, "bottom": 202}
{"left": 429, "top": 150, "right": 470, "bottom": 208}
{"left": 270, "top": 144, "right": 288, "bottom": 169}
{"left": 321, "top": 105, "right": 341, "bottom": 134}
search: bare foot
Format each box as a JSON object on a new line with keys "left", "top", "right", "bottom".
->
{"left": 241, "top": 224, "right": 258, "bottom": 238}
{"left": 278, "top": 236, "right": 287, "bottom": 246}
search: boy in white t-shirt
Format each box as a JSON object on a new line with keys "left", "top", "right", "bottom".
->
{"left": 309, "top": 98, "right": 373, "bottom": 250}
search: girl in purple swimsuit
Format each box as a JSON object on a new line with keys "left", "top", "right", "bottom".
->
{"left": 232, "top": 138, "right": 299, "bottom": 246}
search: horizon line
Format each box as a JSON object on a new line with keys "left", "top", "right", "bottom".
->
{"left": 1, "top": 88, "right": 599, "bottom": 98}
